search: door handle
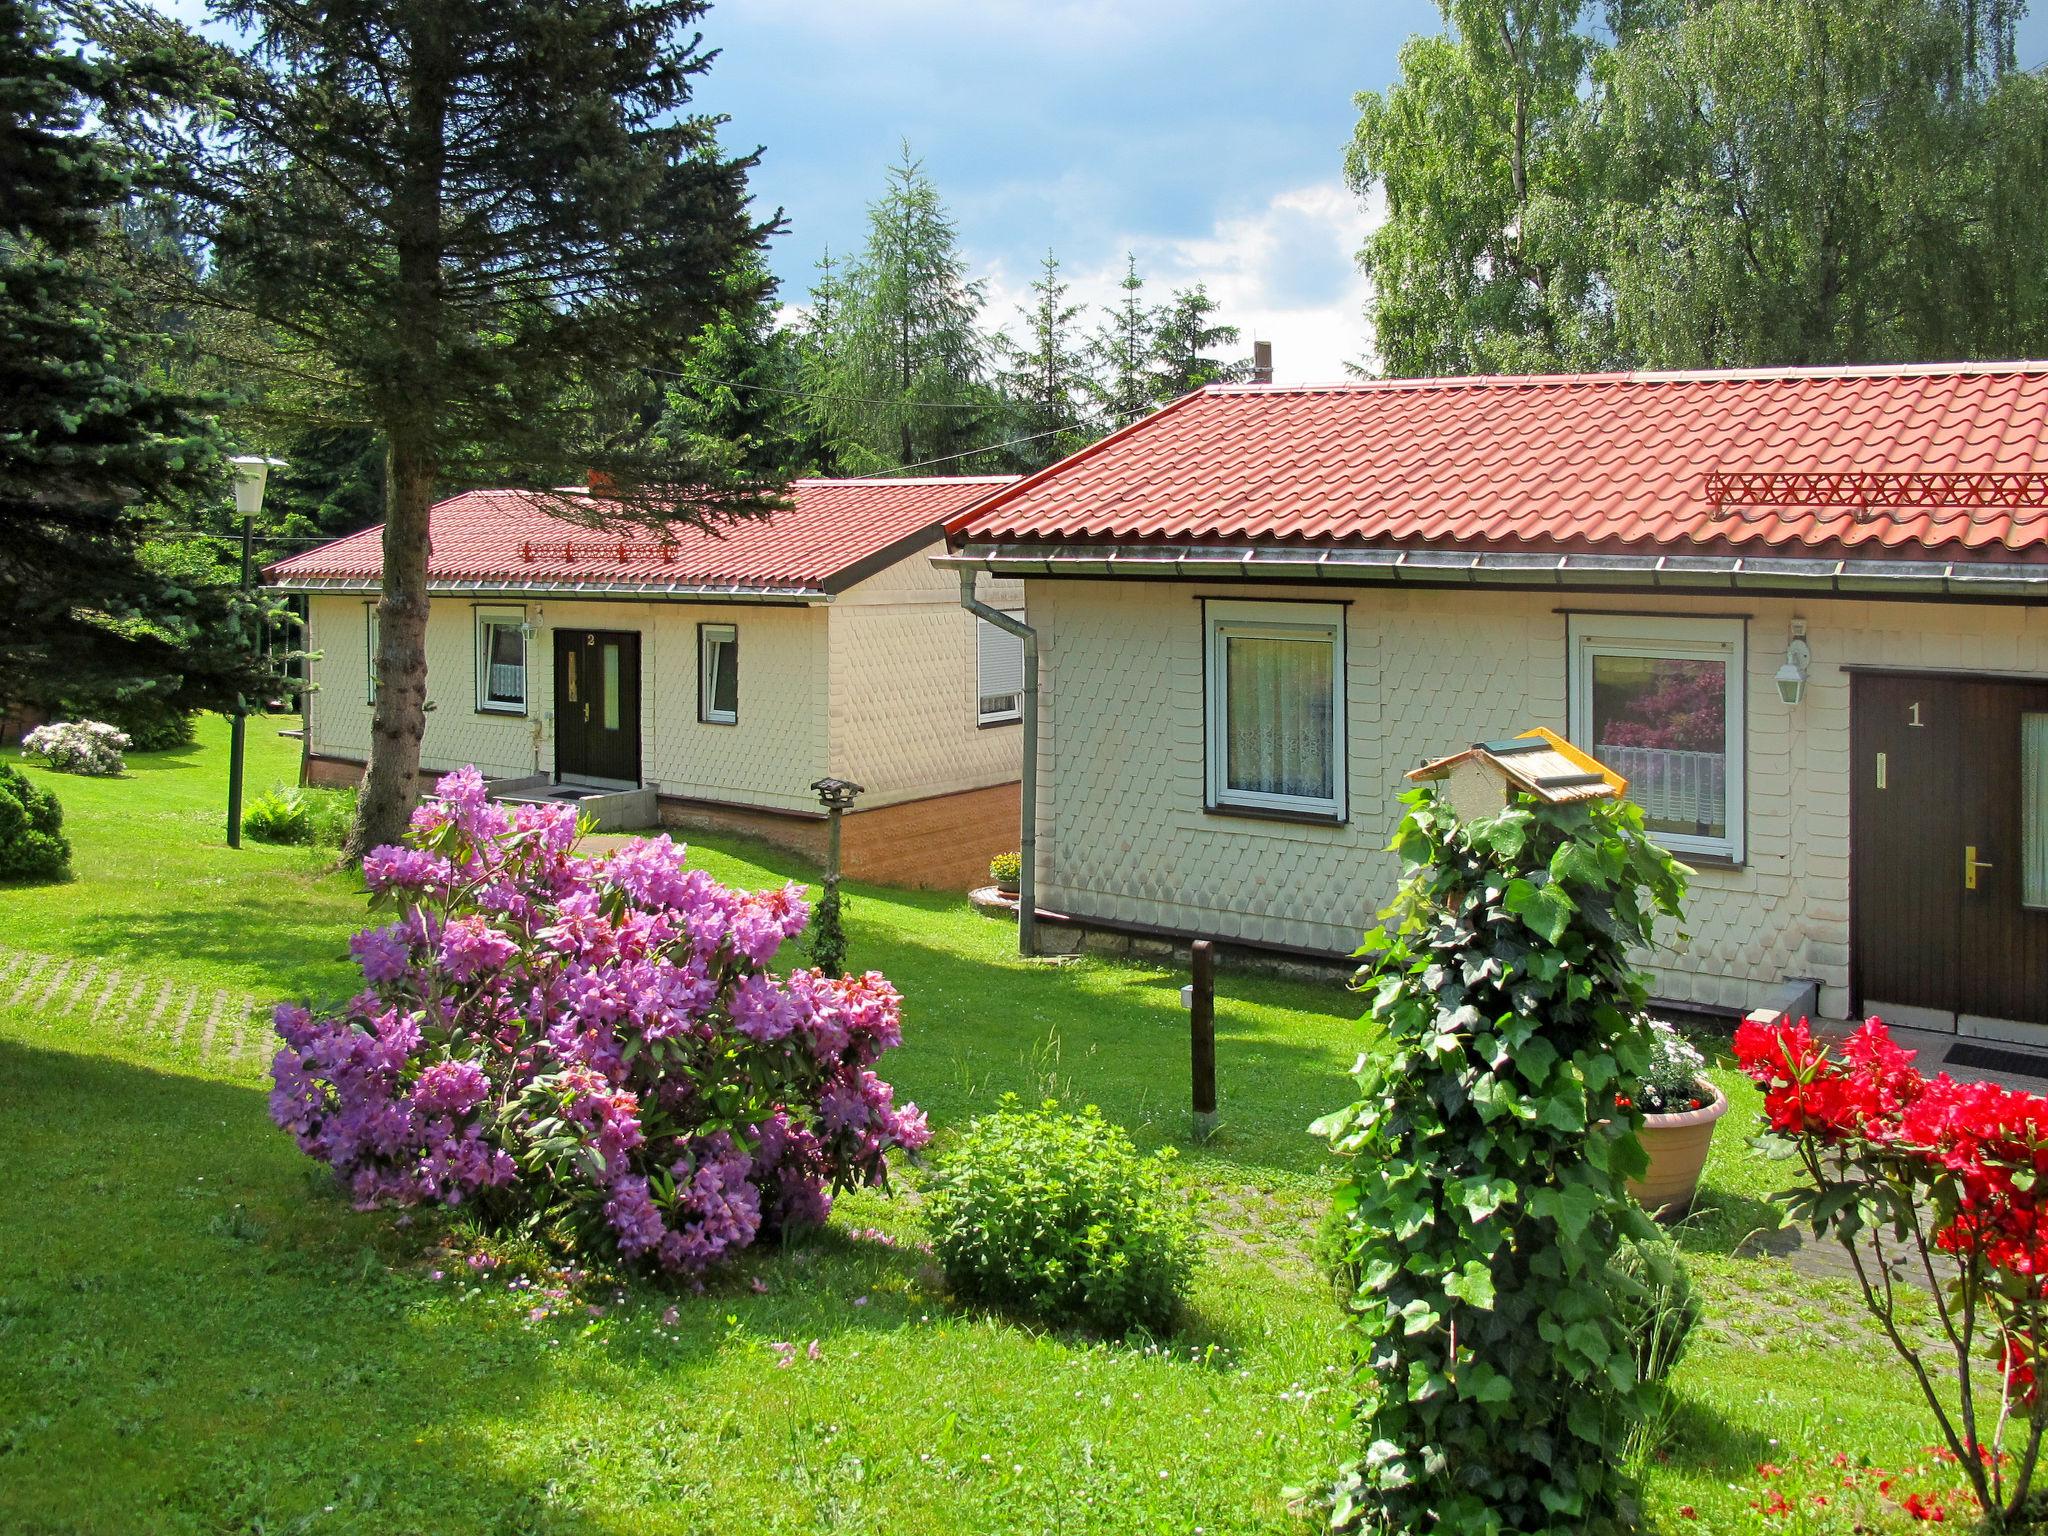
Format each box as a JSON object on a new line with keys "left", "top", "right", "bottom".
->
{"left": 1966, "top": 845, "right": 1995, "bottom": 890}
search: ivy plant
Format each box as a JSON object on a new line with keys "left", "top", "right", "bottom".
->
{"left": 1311, "top": 784, "right": 1688, "bottom": 1534}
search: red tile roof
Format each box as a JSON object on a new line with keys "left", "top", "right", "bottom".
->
{"left": 946, "top": 364, "right": 2048, "bottom": 563}
{"left": 267, "top": 477, "right": 1018, "bottom": 594}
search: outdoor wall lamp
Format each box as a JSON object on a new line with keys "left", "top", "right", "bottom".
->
{"left": 1776, "top": 623, "right": 1812, "bottom": 706}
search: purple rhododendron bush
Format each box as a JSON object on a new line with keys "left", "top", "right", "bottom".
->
{"left": 269, "top": 766, "right": 930, "bottom": 1273}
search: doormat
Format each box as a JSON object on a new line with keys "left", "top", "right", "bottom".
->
{"left": 1943, "top": 1041, "right": 2048, "bottom": 1080}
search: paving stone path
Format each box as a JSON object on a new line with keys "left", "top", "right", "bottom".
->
{"left": 0, "top": 946, "right": 270, "bottom": 1079}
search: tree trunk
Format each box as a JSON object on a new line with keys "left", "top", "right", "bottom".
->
{"left": 341, "top": 9, "right": 448, "bottom": 862}
{"left": 343, "top": 435, "right": 435, "bottom": 859}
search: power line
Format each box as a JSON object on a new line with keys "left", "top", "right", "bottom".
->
{"left": 871, "top": 422, "right": 1091, "bottom": 476}
{"left": 650, "top": 366, "right": 1119, "bottom": 428}
{"left": 645, "top": 367, "right": 991, "bottom": 412}
{"left": 149, "top": 529, "right": 345, "bottom": 543}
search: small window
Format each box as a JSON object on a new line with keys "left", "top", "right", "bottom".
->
{"left": 700, "top": 623, "right": 738, "bottom": 724}
{"left": 977, "top": 615, "right": 1024, "bottom": 724}
{"left": 1204, "top": 601, "right": 1346, "bottom": 820}
{"left": 365, "top": 604, "right": 379, "bottom": 704}
{"left": 475, "top": 608, "right": 527, "bottom": 714}
{"left": 1568, "top": 614, "right": 1745, "bottom": 862}
{"left": 2024, "top": 713, "right": 2048, "bottom": 908}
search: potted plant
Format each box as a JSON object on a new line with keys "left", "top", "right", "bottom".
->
{"left": 1626, "top": 1018, "right": 1728, "bottom": 1218}
{"left": 988, "top": 850, "right": 1021, "bottom": 897}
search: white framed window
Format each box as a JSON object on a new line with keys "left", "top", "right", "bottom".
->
{"left": 976, "top": 614, "right": 1024, "bottom": 725}
{"left": 1568, "top": 613, "right": 1745, "bottom": 862}
{"left": 475, "top": 606, "right": 527, "bottom": 714}
{"left": 699, "top": 622, "right": 738, "bottom": 724}
{"left": 364, "top": 604, "right": 379, "bottom": 705}
{"left": 1203, "top": 600, "right": 1346, "bottom": 820}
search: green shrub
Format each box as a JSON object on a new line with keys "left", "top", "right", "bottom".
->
{"left": 242, "top": 786, "right": 355, "bottom": 847}
{"left": 1609, "top": 1232, "right": 1700, "bottom": 1387}
{"left": 988, "top": 850, "right": 1021, "bottom": 886}
{"left": 1311, "top": 785, "right": 1688, "bottom": 1535}
{"left": 924, "top": 1097, "right": 1199, "bottom": 1336}
{"left": 301, "top": 786, "right": 357, "bottom": 847}
{"left": 0, "top": 764, "right": 70, "bottom": 882}
{"left": 58, "top": 691, "right": 194, "bottom": 753}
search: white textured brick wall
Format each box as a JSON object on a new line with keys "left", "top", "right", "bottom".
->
{"left": 304, "top": 595, "right": 538, "bottom": 778}
{"left": 1026, "top": 579, "right": 2048, "bottom": 1019}
{"left": 305, "top": 594, "right": 828, "bottom": 813}
{"left": 825, "top": 543, "right": 1025, "bottom": 808}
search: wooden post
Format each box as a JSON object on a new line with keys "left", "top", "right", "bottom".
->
{"left": 1190, "top": 939, "right": 1217, "bottom": 1140}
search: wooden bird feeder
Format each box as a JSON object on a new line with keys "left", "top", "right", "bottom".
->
{"left": 1407, "top": 727, "right": 1628, "bottom": 821}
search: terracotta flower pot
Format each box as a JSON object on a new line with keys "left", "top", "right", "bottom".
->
{"left": 1628, "top": 1082, "right": 1729, "bottom": 1219}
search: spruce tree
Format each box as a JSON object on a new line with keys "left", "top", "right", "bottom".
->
{"left": 100, "top": 0, "right": 777, "bottom": 855}
{"left": 1150, "top": 284, "right": 1246, "bottom": 404}
{"left": 1086, "top": 254, "right": 1158, "bottom": 429}
{"left": 655, "top": 259, "right": 810, "bottom": 482}
{"left": 0, "top": 0, "right": 278, "bottom": 727}
{"left": 993, "top": 250, "right": 1094, "bottom": 471}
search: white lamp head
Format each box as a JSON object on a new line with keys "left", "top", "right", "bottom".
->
{"left": 1776, "top": 635, "right": 1812, "bottom": 706}
{"left": 228, "top": 455, "right": 288, "bottom": 518}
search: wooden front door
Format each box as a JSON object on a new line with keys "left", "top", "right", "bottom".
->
{"left": 1852, "top": 673, "right": 2048, "bottom": 1036}
{"left": 553, "top": 629, "right": 641, "bottom": 786}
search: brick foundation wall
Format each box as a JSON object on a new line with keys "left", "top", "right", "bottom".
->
{"left": 840, "top": 781, "right": 1020, "bottom": 891}
{"left": 309, "top": 754, "right": 1016, "bottom": 893}
{"left": 305, "top": 752, "right": 366, "bottom": 791}
{"left": 656, "top": 795, "right": 830, "bottom": 869}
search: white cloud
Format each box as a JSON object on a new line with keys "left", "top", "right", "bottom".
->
{"left": 978, "top": 180, "right": 1384, "bottom": 385}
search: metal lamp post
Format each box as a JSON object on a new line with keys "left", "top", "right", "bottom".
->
{"left": 810, "top": 776, "right": 864, "bottom": 881}
{"left": 225, "top": 455, "right": 286, "bottom": 848}
{"left": 808, "top": 776, "right": 864, "bottom": 975}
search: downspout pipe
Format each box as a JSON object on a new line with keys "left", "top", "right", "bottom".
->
{"left": 957, "top": 569, "right": 1038, "bottom": 956}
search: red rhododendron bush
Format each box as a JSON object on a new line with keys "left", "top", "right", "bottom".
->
{"left": 269, "top": 767, "right": 930, "bottom": 1274}
{"left": 1737, "top": 1016, "right": 2048, "bottom": 1525}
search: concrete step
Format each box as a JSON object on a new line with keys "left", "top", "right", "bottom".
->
{"left": 486, "top": 775, "right": 658, "bottom": 833}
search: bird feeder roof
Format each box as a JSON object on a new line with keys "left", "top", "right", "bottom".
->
{"left": 1407, "top": 728, "right": 1628, "bottom": 805}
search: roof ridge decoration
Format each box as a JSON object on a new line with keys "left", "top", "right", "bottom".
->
{"left": 1709, "top": 470, "right": 2048, "bottom": 525}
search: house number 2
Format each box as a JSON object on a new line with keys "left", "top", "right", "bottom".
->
{"left": 1908, "top": 701, "right": 1924, "bottom": 727}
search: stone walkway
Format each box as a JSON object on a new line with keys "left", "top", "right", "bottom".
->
{"left": 1741, "top": 1221, "right": 1963, "bottom": 1291}
{"left": 0, "top": 946, "right": 270, "bottom": 1078}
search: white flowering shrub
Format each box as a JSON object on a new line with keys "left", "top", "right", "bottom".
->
{"left": 21, "top": 720, "right": 131, "bottom": 777}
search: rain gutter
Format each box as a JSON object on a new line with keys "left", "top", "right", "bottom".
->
{"left": 933, "top": 543, "right": 2048, "bottom": 599}
{"left": 956, "top": 570, "right": 1038, "bottom": 957}
{"left": 264, "top": 575, "right": 829, "bottom": 605}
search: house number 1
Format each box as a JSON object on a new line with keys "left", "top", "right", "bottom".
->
{"left": 1908, "top": 701, "right": 1924, "bottom": 727}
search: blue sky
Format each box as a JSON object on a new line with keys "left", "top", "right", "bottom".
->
{"left": 691, "top": 0, "right": 1447, "bottom": 381}
{"left": 694, "top": 0, "right": 2048, "bottom": 383}
{"left": 153, "top": 0, "right": 2048, "bottom": 383}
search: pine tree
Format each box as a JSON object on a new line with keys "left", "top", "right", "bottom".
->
{"left": 1151, "top": 284, "right": 1246, "bottom": 404}
{"left": 0, "top": 0, "right": 280, "bottom": 727}
{"left": 813, "top": 145, "right": 994, "bottom": 473}
{"left": 100, "top": 0, "right": 778, "bottom": 854}
{"left": 993, "top": 250, "right": 1094, "bottom": 471}
{"left": 1086, "top": 254, "right": 1157, "bottom": 429}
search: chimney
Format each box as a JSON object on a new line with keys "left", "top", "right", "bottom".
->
{"left": 1250, "top": 340, "right": 1273, "bottom": 385}
{"left": 586, "top": 469, "right": 616, "bottom": 497}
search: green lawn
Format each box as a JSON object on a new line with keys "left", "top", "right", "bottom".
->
{"left": 0, "top": 719, "right": 1973, "bottom": 1533}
